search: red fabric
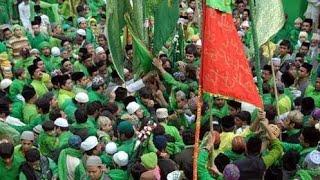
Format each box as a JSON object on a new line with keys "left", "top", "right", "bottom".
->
{"left": 200, "top": 7, "right": 263, "bottom": 108}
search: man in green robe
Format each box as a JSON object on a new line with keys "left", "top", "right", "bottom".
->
{"left": 27, "top": 22, "right": 50, "bottom": 50}
{"left": 39, "top": 42, "right": 55, "bottom": 73}
{"left": 305, "top": 76, "right": 320, "bottom": 108}
{"left": 58, "top": 135, "right": 86, "bottom": 180}
{"left": 28, "top": 64, "right": 48, "bottom": 98}
{"left": 70, "top": 108, "right": 97, "bottom": 136}
{"left": 63, "top": 92, "right": 89, "bottom": 124}
{"left": 116, "top": 120, "right": 136, "bottom": 159}
{"left": 54, "top": 118, "right": 73, "bottom": 149}
{"left": 13, "top": 131, "right": 35, "bottom": 161}
{"left": 9, "top": 68, "right": 26, "bottom": 101}
{"left": 0, "top": 142, "right": 25, "bottom": 180}
{"left": 21, "top": 85, "right": 39, "bottom": 124}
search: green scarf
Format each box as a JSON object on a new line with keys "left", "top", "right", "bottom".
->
{"left": 58, "top": 148, "right": 83, "bottom": 180}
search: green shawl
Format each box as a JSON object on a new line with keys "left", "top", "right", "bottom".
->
{"left": 58, "top": 148, "right": 84, "bottom": 180}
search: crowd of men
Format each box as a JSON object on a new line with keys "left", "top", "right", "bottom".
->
{"left": 0, "top": 0, "right": 320, "bottom": 179}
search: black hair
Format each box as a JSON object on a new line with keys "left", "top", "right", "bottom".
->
{"left": 220, "top": 115, "right": 235, "bottom": 132}
{"left": 104, "top": 102, "right": 119, "bottom": 114}
{"left": 303, "top": 18, "right": 313, "bottom": 26}
{"left": 125, "top": 44, "right": 133, "bottom": 52}
{"left": 214, "top": 153, "right": 230, "bottom": 173}
{"left": 280, "top": 40, "right": 291, "bottom": 49}
{"left": 42, "top": 120, "right": 55, "bottom": 132}
{"left": 281, "top": 71, "right": 295, "bottom": 87}
{"left": 25, "top": 148, "right": 40, "bottom": 162}
{"left": 0, "top": 142, "right": 14, "bottom": 159}
{"left": 58, "top": 74, "right": 71, "bottom": 88}
{"left": 115, "top": 87, "right": 128, "bottom": 102}
{"left": 139, "top": 87, "right": 152, "bottom": 99}
{"left": 301, "top": 42, "right": 310, "bottom": 49}
{"left": 0, "top": 98, "right": 10, "bottom": 116}
{"left": 153, "top": 124, "right": 165, "bottom": 136}
{"left": 227, "top": 100, "right": 242, "bottom": 110}
{"left": 123, "top": 96, "right": 136, "bottom": 107}
{"left": 235, "top": 111, "right": 251, "bottom": 125}
{"left": 27, "top": 64, "right": 38, "bottom": 78}
{"left": 86, "top": 101, "right": 102, "bottom": 115}
{"left": 185, "top": 44, "right": 197, "bottom": 56}
{"left": 282, "top": 151, "right": 300, "bottom": 171}
{"left": 21, "top": 85, "right": 36, "bottom": 102}
{"left": 246, "top": 136, "right": 262, "bottom": 155}
{"left": 301, "top": 97, "right": 315, "bottom": 115}
{"left": 49, "top": 108, "right": 62, "bottom": 121}
{"left": 34, "top": 5, "right": 41, "bottom": 13}
{"left": 35, "top": 97, "right": 50, "bottom": 114}
{"left": 182, "top": 129, "right": 195, "bottom": 145}
{"left": 263, "top": 65, "right": 272, "bottom": 74}
{"left": 76, "top": 5, "right": 84, "bottom": 14}
{"left": 301, "top": 127, "right": 320, "bottom": 147}
{"left": 51, "top": 75, "right": 60, "bottom": 87}
{"left": 88, "top": 66, "right": 99, "bottom": 76}
{"left": 75, "top": 108, "right": 88, "bottom": 124}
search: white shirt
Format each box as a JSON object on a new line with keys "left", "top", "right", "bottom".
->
{"left": 18, "top": 2, "right": 31, "bottom": 32}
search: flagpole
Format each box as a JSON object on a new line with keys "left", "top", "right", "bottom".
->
{"left": 249, "top": 0, "right": 263, "bottom": 96}
{"left": 193, "top": 0, "right": 206, "bottom": 179}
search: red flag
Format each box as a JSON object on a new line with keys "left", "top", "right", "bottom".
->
{"left": 200, "top": 7, "right": 263, "bottom": 108}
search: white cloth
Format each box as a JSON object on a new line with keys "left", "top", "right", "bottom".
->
{"left": 40, "top": 15, "right": 50, "bottom": 34}
{"left": 18, "top": 2, "right": 31, "bottom": 32}
{"left": 5, "top": 116, "right": 26, "bottom": 126}
{"left": 125, "top": 79, "right": 145, "bottom": 93}
{"left": 66, "top": 155, "right": 81, "bottom": 180}
{"left": 304, "top": 0, "right": 320, "bottom": 30}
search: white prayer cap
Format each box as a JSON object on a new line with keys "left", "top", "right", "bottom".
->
{"left": 30, "top": 49, "right": 40, "bottom": 54}
{"left": 0, "top": 78, "right": 12, "bottom": 90}
{"left": 196, "top": 39, "right": 202, "bottom": 46}
{"left": 95, "top": 46, "right": 105, "bottom": 54}
{"left": 126, "top": 102, "right": 140, "bottom": 114}
{"left": 299, "top": 31, "right": 308, "bottom": 38}
{"left": 241, "top": 21, "right": 250, "bottom": 28}
{"left": 77, "top": 17, "right": 86, "bottom": 24}
{"left": 81, "top": 136, "right": 98, "bottom": 151}
{"left": 272, "top": 57, "right": 281, "bottom": 65}
{"left": 105, "top": 142, "right": 117, "bottom": 155}
{"left": 86, "top": 155, "right": 103, "bottom": 167}
{"left": 51, "top": 47, "right": 60, "bottom": 57}
{"left": 123, "top": 68, "right": 129, "bottom": 74}
{"left": 54, "top": 118, "right": 69, "bottom": 128}
{"left": 75, "top": 92, "right": 89, "bottom": 103}
{"left": 312, "top": 33, "right": 320, "bottom": 41}
{"left": 304, "top": 150, "right": 320, "bottom": 168}
{"left": 156, "top": 108, "right": 169, "bottom": 119}
{"left": 186, "top": 7, "right": 194, "bottom": 14}
{"left": 167, "top": 170, "right": 183, "bottom": 180}
{"left": 76, "top": 29, "right": 86, "bottom": 37}
{"left": 33, "top": 125, "right": 43, "bottom": 134}
{"left": 113, "top": 151, "right": 129, "bottom": 167}
{"left": 294, "top": 17, "right": 303, "bottom": 23}
{"left": 20, "top": 131, "right": 35, "bottom": 141}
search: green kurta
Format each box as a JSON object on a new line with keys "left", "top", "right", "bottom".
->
{"left": 38, "top": 132, "right": 59, "bottom": 157}
{"left": 70, "top": 122, "right": 97, "bottom": 136}
{"left": 0, "top": 0, "right": 13, "bottom": 24}
{"left": 87, "top": 89, "right": 106, "bottom": 104}
{"left": 31, "top": 79, "right": 49, "bottom": 98}
{"left": 9, "top": 79, "right": 26, "bottom": 101}
{"left": 27, "top": 33, "right": 50, "bottom": 50}
{"left": 117, "top": 138, "right": 136, "bottom": 158}
{"left": 161, "top": 123, "right": 185, "bottom": 155}
{"left": 58, "top": 147, "right": 85, "bottom": 180}
{"left": 58, "top": 89, "right": 75, "bottom": 108}
{"left": 40, "top": 55, "right": 55, "bottom": 73}
{"left": 10, "top": 98, "right": 24, "bottom": 120}
{"left": 63, "top": 99, "right": 78, "bottom": 124}
{"left": 73, "top": 61, "right": 89, "bottom": 76}
{"left": 23, "top": 103, "right": 39, "bottom": 124}
{"left": 0, "top": 155, "right": 25, "bottom": 180}
{"left": 305, "top": 85, "right": 320, "bottom": 108}
{"left": 58, "top": 131, "right": 73, "bottom": 149}
{"left": 0, "top": 121, "right": 21, "bottom": 145}
{"left": 108, "top": 169, "right": 128, "bottom": 180}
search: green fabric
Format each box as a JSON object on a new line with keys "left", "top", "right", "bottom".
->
{"left": 100, "top": 154, "right": 114, "bottom": 169}
{"left": 88, "top": 0, "right": 105, "bottom": 17}
{"left": 87, "top": 89, "right": 107, "bottom": 104}
{"left": 197, "top": 149, "right": 214, "bottom": 180}
{"left": 161, "top": 123, "right": 185, "bottom": 155}
{"left": 254, "top": 0, "right": 285, "bottom": 46}
{"left": 27, "top": 33, "right": 50, "bottom": 50}
{"left": 23, "top": 103, "right": 39, "bottom": 124}
{"left": 58, "top": 89, "right": 75, "bottom": 108}
{"left": 206, "top": 0, "right": 232, "bottom": 13}
{"left": 281, "top": 0, "right": 307, "bottom": 26}
{"left": 73, "top": 61, "right": 89, "bottom": 76}
{"left": 38, "top": 132, "right": 59, "bottom": 157}
{"left": 108, "top": 169, "right": 128, "bottom": 180}
{"left": 10, "top": 99, "right": 24, "bottom": 120}
{"left": 13, "top": 145, "right": 26, "bottom": 162}
{"left": 63, "top": 99, "right": 77, "bottom": 124}
{"left": 58, "top": 131, "right": 73, "bottom": 148}
{"left": 262, "top": 139, "right": 283, "bottom": 168}
{"left": 9, "top": 79, "right": 26, "bottom": 101}
{"left": 0, "top": 121, "right": 20, "bottom": 145}
{"left": 105, "top": 0, "right": 125, "bottom": 81}
{"left": 70, "top": 122, "right": 97, "bottom": 136}
{"left": 224, "top": 150, "right": 245, "bottom": 162}
{"left": 0, "top": 155, "right": 25, "bottom": 180}
{"left": 40, "top": 55, "right": 54, "bottom": 73}
{"left": 31, "top": 79, "right": 49, "bottom": 98}
{"left": 274, "top": 94, "right": 292, "bottom": 115}
{"left": 153, "top": 0, "right": 179, "bottom": 55}
{"left": 305, "top": 85, "right": 320, "bottom": 108}
{"left": 58, "top": 147, "right": 85, "bottom": 180}
{"left": 0, "top": 0, "right": 13, "bottom": 24}
{"left": 141, "top": 152, "right": 157, "bottom": 169}
{"left": 125, "top": 14, "right": 153, "bottom": 77}
{"left": 263, "top": 93, "right": 274, "bottom": 105}
{"left": 117, "top": 138, "right": 136, "bottom": 158}
{"left": 162, "top": 72, "right": 189, "bottom": 92}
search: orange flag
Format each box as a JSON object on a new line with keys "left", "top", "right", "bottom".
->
{"left": 200, "top": 7, "right": 263, "bottom": 108}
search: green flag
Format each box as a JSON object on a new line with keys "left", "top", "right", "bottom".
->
{"left": 106, "top": 0, "right": 127, "bottom": 81}
{"left": 153, "top": 0, "right": 179, "bottom": 55}
{"left": 125, "top": 14, "right": 153, "bottom": 77}
{"left": 253, "top": 0, "right": 285, "bottom": 46}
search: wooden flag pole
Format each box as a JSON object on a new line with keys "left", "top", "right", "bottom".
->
{"left": 193, "top": 0, "right": 205, "bottom": 179}
{"left": 249, "top": 0, "right": 263, "bottom": 96}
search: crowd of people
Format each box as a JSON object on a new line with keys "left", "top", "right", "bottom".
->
{"left": 0, "top": 0, "right": 320, "bottom": 179}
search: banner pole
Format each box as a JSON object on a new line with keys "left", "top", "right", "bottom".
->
{"left": 249, "top": 0, "right": 263, "bottom": 96}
